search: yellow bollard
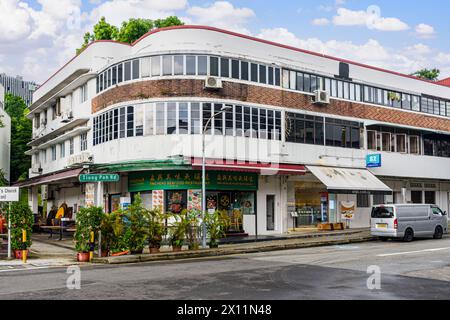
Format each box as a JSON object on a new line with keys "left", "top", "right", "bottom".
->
{"left": 89, "top": 231, "right": 94, "bottom": 262}
{"left": 22, "top": 229, "right": 27, "bottom": 263}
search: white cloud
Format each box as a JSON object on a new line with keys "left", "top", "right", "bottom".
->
{"left": 187, "top": 1, "right": 255, "bottom": 34}
{"left": 312, "top": 18, "right": 330, "bottom": 26}
{"left": 0, "top": 0, "right": 32, "bottom": 42}
{"left": 332, "top": 7, "right": 409, "bottom": 31}
{"left": 415, "top": 23, "right": 435, "bottom": 38}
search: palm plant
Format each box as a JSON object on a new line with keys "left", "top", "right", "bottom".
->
{"left": 204, "top": 210, "right": 229, "bottom": 248}
{"left": 147, "top": 208, "right": 165, "bottom": 253}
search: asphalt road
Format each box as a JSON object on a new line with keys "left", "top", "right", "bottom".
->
{"left": 2, "top": 236, "right": 450, "bottom": 300}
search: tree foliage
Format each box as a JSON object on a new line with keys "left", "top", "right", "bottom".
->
{"left": 5, "top": 94, "right": 32, "bottom": 183}
{"left": 411, "top": 68, "right": 441, "bottom": 81}
{"left": 76, "top": 16, "right": 184, "bottom": 54}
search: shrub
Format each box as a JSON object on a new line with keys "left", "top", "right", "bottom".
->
{"left": 9, "top": 202, "right": 34, "bottom": 250}
{"left": 74, "top": 206, "right": 103, "bottom": 253}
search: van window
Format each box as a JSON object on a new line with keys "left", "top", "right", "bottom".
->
{"left": 432, "top": 207, "right": 443, "bottom": 215}
{"left": 371, "top": 206, "right": 394, "bottom": 218}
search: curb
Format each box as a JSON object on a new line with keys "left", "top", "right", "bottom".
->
{"left": 93, "top": 234, "right": 375, "bottom": 265}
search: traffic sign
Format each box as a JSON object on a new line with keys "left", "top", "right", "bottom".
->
{"left": 0, "top": 187, "right": 19, "bottom": 202}
{"left": 79, "top": 174, "right": 120, "bottom": 183}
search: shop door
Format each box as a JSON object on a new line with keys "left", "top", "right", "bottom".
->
{"left": 266, "top": 195, "right": 275, "bottom": 231}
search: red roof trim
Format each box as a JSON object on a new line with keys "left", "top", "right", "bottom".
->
{"left": 438, "top": 77, "right": 450, "bottom": 87}
{"left": 36, "top": 25, "right": 450, "bottom": 95}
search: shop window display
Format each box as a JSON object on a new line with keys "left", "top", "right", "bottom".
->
{"left": 165, "top": 190, "right": 187, "bottom": 215}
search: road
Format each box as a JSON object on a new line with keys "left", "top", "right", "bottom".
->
{"left": 1, "top": 237, "right": 450, "bottom": 300}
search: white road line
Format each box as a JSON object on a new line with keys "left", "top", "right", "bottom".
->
{"left": 377, "top": 247, "right": 450, "bottom": 257}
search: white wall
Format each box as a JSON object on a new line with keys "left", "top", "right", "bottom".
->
{"left": 0, "top": 107, "right": 11, "bottom": 181}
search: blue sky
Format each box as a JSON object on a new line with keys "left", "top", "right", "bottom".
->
{"left": 1, "top": 0, "right": 450, "bottom": 83}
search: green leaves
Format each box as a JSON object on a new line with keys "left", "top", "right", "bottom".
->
{"left": 411, "top": 68, "right": 441, "bottom": 81}
{"left": 7, "top": 202, "right": 34, "bottom": 250}
{"left": 74, "top": 206, "right": 103, "bottom": 253}
{"left": 76, "top": 16, "right": 184, "bottom": 54}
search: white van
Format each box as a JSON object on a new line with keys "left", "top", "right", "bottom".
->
{"left": 371, "top": 204, "right": 448, "bottom": 242}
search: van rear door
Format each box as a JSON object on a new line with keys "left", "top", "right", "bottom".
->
{"left": 371, "top": 206, "right": 395, "bottom": 231}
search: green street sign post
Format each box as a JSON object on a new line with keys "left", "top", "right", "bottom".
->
{"left": 79, "top": 174, "right": 120, "bottom": 183}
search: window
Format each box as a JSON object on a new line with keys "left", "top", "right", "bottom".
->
{"left": 127, "top": 106, "right": 134, "bottom": 137}
{"left": 425, "top": 191, "right": 435, "bottom": 204}
{"left": 282, "top": 70, "right": 289, "bottom": 89}
{"left": 118, "top": 63, "right": 123, "bottom": 83}
{"left": 119, "top": 107, "right": 126, "bottom": 138}
{"left": 214, "top": 104, "right": 224, "bottom": 135}
{"left": 251, "top": 107, "right": 258, "bottom": 138}
{"left": 51, "top": 145, "right": 57, "bottom": 161}
{"left": 124, "top": 61, "right": 131, "bottom": 81}
{"left": 241, "top": 61, "right": 249, "bottom": 81}
{"left": 191, "top": 103, "right": 201, "bottom": 134}
{"left": 303, "top": 74, "right": 310, "bottom": 92}
{"left": 289, "top": 71, "right": 296, "bottom": 90}
{"left": 381, "top": 132, "right": 391, "bottom": 152}
{"left": 178, "top": 103, "right": 189, "bottom": 134}
{"left": 409, "top": 136, "right": 420, "bottom": 155}
{"left": 259, "top": 108, "right": 267, "bottom": 139}
{"left": 395, "top": 134, "right": 407, "bottom": 153}
{"left": 220, "top": 58, "right": 229, "bottom": 78}
{"left": 69, "top": 138, "right": 74, "bottom": 155}
{"left": 275, "top": 68, "right": 281, "bottom": 86}
{"left": 235, "top": 105, "right": 243, "bottom": 136}
{"left": 243, "top": 106, "right": 251, "bottom": 137}
{"left": 60, "top": 142, "right": 65, "bottom": 158}
{"left": 411, "top": 190, "right": 422, "bottom": 204}
{"left": 132, "top": 59, "right": 140, "bottom": 79}
{"left": 163, "top": 56, "right": 173, "bottom": 76}
{"left": 224, "top": 105, "right": 234, "bottom": 136}
{"left": 141, "top": 58, "right": 151, "bottom": 78}
{"left": 174, "top": 56, "right": 184, "bottom": 75}
{"left": 251, "top": 63, "right": 258, "bottom": 82}
{"left": 203, "top": 103, "right": 212, "bottom": 134}
{"left": 231, "top": 60, "right": 240, "bottom": 79}
{"left": 357, "top": 194, "right": 370, "bottom": 208}
{"left": 145, "top": 103, "right": 154, "bottom": 136}
{"left": 167, "top": 102, "right": 177, "bottom": 134}
{"left": 186, "top": 56, "right": 196, "bottom": 75}
{"left": 259, "top": 65, "right": 267, "bottom": 84}
{"left": 135, "top": 105, "right": 144, "bottom": 136}
{"left": 367, "top": 130, "right": 377, "bottom": 150}
{"left": 373, "top": 194, "right": 385, "bottom": 206}
{"left": 80, "top": 83, "right": 88, "bottom": 103}
{"left": 198, "top": 56, "right": 207, "bottom": 75}
{"left": 210, "top": 57, "right": 219, "bottom": 77}
{"left": 151, "top": 56, "right": 161, "bottom": 76}
{"left": 325, "top": 118, "right": 361, "bottom": 149}
{"left": 155, "top": 103, "right": 165, "bottom": 135}
{"left": 80, "top": 133, "right": 87, "bottom": 151}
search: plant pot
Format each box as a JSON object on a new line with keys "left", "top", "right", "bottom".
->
{"left": 172, "top": 246, "right": 183, "bottom": 252}
{"left": 149, "top": 247, "right": 161, "bottom": 254}
{"left": 14, "top": 250, "right": 29, "bottom": 260}
{"left": 111, "top": 250, "right": 130, "bottom": 257}
{"left": 77, "top": 252, "right": 90, "bottom": 262}
{"left": 100, "top": 250, "right": 109, "bottom": 257}
{"left": 130, "top": 249, "right": 144, "bottom": 255}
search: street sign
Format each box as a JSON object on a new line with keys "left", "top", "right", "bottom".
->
{"left": 366, "top": 154, "right": 382, "bottom": 168}
{"left": 79, "top": 174, "right": 120, "bottom": 183}
{"left": 0, "top": 187, "right": 19, "bottom": 202}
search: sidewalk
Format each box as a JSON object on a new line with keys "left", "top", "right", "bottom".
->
{"left": 94, "top": 228, "right": 374, "bottom": 265}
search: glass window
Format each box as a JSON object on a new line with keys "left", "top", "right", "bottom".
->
{"left": 275, "top": 68, "right": 281, "bottom": 86}
{"left": 167, "top": 102, "right": 177, "bottom": 134}
{"left": 337, "top": 81, "right": 344, "bottom": 98}
{"left": 251, "top": 107, "right": 259, "bottom": 138}
{"left": 412, "top": 95, "right": 420, "bottom": 111}
{"left": 409, "top": 136, "right": 420, "bottom": 155}
{"left": 107, "top": 69, "right": 111, "bottom": 88}
{"left": 99, "top": 73, "right": 104, "bottom": 92}
{"left": 251, "top": 63, "right": 258, "bottom": 82}
{"left": 305, "top": 117, "right": 315, "bottom": 145}
{"left": 178, "top": 102, "right": 189, "bottom": 134}
{"left": 191, "top": 103, "right": 201, "bottom": 134}
{"left": 241, "top": 61, "right": 249, "bottom": 81}
{"left": 297, "top": 72, "right": 304, "bottom": 91}
{"left": 220, "top": 58, "right": 229, "bottom": 78}
{"left": 331, "top": 79, "right": 337, "bottom": 97}
{"left": 349, "top": 83, "right": 355, "bottom": 100}
{"left": 231, "top": 60, "right": 240, "bottom": 79}
{"left": 304, "top": 74, "right": 311, "bottom": 92}
{"left": 69, "top": 137, "right": 74, "bottom": 155}
{"left": 135, "top": 105, "right": 144, "bottom": 136}
{"left": 119, "top": 107, "right": 126, "bottom": 138}
{"left": 163, "top": 56, "right": 173, "bottom": 76}
{"left": 210, "top": 57, "right": 219, "bottom": 77}
{"left": 259, "top": 65, "right": 267, "bottom": 84}
{"left": 214, "top": 104, "right": 223, "bottom": 135}
{"left": 132, "top": 59, "right": 140, "bottom": 79}
{"left": 440, "top": 101, "right": 446, "bottom": 116}
{"left": 381, "top": 132, "right": 391, "bottom": 152}
{"left": 259, "top": 108, "right": 267, "bottom": 139}
{"left": 355, "top": 84, "right": 361, "bottom": 101}
{"left": 155, "top": 103, "right": 165, "bottom": 135}
{"left": 81, "top": 133, "right": 88, "bottom": 151}
{"left": 151, "top": 56, "right": 161, "bottom": 77}
{"left": 357, "top": 194, "right": 370, "bottom": 208}
{"left": 145, "top": 104, "right": 154, "bottom": 136}
{"left": 289, "top": 71, "right": 296, "bottom": 90}
{"left": 235, "top": 105, "right": 243, "bottom": 136}
{"left": 225, "top": 105, "right": 234, "bottom": 136}
{"left": 174, "top": 55, "right": 184, "bottom": 75}
{"left": 325, "top": 78, "right": 331, "bottom": 94}
{"left": 203, "top": 103, "right": 212, "bottom": 134}
{"left": 267, "top": 110, "right": 274, "bottom": 140}
{"left": 60, "top": 142, "right": 65, "bottom": 158}
{"left": 282, "top": 69, "right": 289, "bottom": 89}
{"left": 127, "top": 106, "right": 134, "bottom": 137}
{"left": 141, "top": 58, "right": 151, "bottom": 78}
{"left": 243, "top": 106, "right": 251, "bottom": 137}
{"left": 118, "top": 63, "right": 123, "bottom": 83}
{"left": 367, "top": 131, "right": 377, "bottom": 150}
{"left": 268, "top": 67, "right": 274, "bottom": 85}
{"left": 198, "top": 56, "right": 207, "bottom": 75}
{"left": 186, "top": 56, "right": 196, "bottom": 75}
{"left": 124, "top": 61, "right": 131, "bottom": 81}
{"left": 113, "top": 108, "right": 118, "bottom": 139}
{"left": 395, "top": 134, "right": 406, "bottom": 153}
{"left": 51, "top": 145, "right": 56, "bottom": 161}
{"left": 274, "top": 111, "right": 281, "bottom": 140}
{"left": 311, "top": 76, "right": 318, "bottom": 92}
{"left": 111, "top": 66, "right": 117, "bottom": 85}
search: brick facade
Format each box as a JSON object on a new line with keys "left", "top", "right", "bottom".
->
{"left": 92, "top": 79, "right": 450, "bottom": 133}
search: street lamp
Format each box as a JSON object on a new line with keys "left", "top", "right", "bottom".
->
{"left": 202, "top": 105, "right": 232, "bottom": 248}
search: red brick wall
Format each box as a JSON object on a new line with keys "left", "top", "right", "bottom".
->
{"left": 92, "top": 79, "right": 450, "bottom": 132}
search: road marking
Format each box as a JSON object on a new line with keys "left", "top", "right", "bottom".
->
{"left": 377, "top": 247, "right": 450, "bottom": 257}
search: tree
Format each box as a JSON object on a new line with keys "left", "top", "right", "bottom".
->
{"left": 411, "top": 68, "right": 440, "bottom": 81}
{"left": 4, "top": 94, "right": 32, "bottom": 183}
{"left": 116, "top": 18, "right": 154, "bottom": 44}
{"left": 76, "top": 16, "right": 184, "bottom": 53}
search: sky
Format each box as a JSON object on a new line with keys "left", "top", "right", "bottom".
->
{"left": 1, "top": 0, "right": 450, "bottom": 84}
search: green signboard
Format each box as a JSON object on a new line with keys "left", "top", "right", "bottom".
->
{"left": 128, "top": 171, "right": 258, "bottom": 192}
{"left": 79, "top": 174, "right": 120, "bottom": 183}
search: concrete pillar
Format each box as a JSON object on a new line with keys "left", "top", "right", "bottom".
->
{"left": 96, "top": 181, "right": 104, "bottom": 209}
{"left": 29, "top": 187, "right": 39, "bottom": 214}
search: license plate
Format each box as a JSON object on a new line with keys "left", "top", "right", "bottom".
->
{"left": 376, "top": 224, "right": 388, "bottom": 229}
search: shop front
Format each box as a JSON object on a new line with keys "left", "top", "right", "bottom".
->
{"left": 128, "top": 170, "right": 258, "bottom": 235}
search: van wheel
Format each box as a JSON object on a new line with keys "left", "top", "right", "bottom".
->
{"left": 433, "top": 226, "right": 443, "bottom": 240}
{"left": 403, "top": 229, "right": 414, "bottom": 242}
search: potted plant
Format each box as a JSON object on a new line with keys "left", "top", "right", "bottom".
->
{"left": 124, "top": 194, "right": 149, "bottom": 254}
{"left": 168, "top": 211, "right": 189, "bottom": 252}
{"left": 8, "top": 202, "right": 33, "bottom": 259}
{"left": 108, "top": 210, "right": 129, "bottom": 256}
{"left": 147, "top": 209, "right": 165, "bottom": 254}
{"left": 99, "top": 211, "right": 116, "bottom": 257}
{"left": 204, "top": 210, "right": 229, "bottom": 248}
{"left": 74, "top": 206, "right": 103, "bottom": 262}
{"left": 186, "top": 209, "right": 201, "bottom": 250}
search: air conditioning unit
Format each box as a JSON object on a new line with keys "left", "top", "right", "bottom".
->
{"left": 61, "top": 111, "right": 73, "bottom": 123}
{"left": 313, "top": 90, "right": 330, "bottom": 105}
{"left": 31, "top": 163, "right": 43, "bottom": 174}
{"left": 205, "top": 76, "right": 223, "bottom": 89}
